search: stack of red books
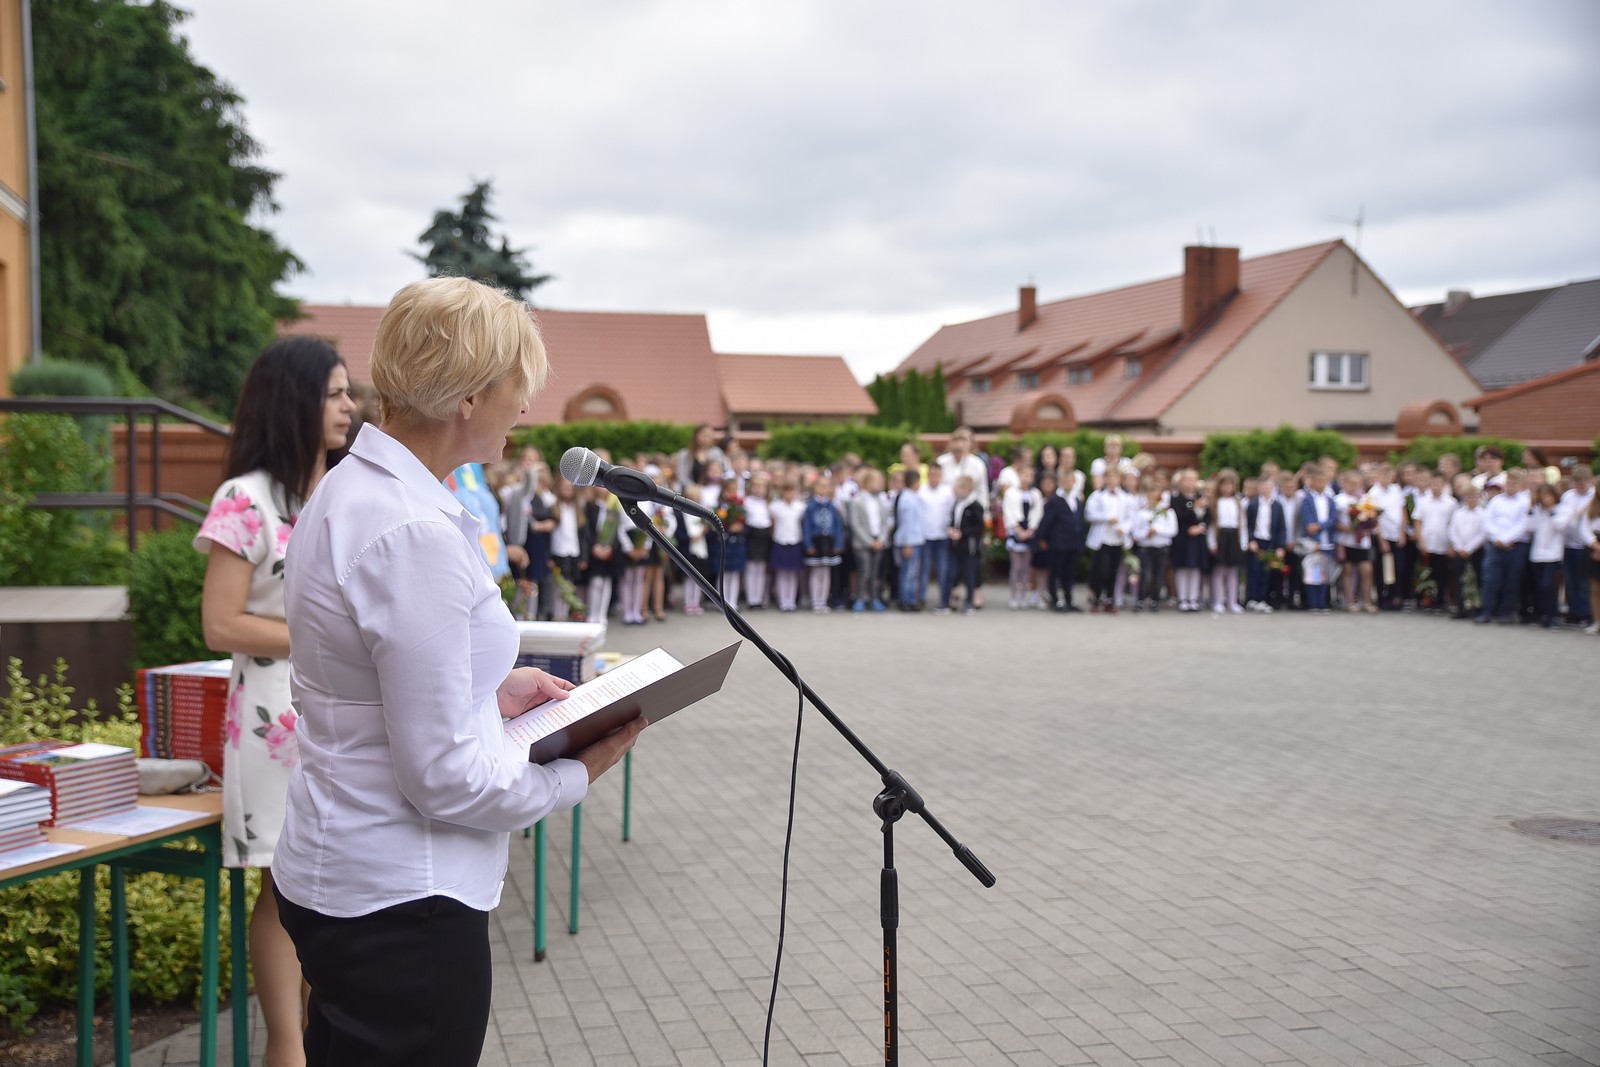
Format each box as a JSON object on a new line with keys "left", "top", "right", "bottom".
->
{"left": 0, "top": 780, "right": 52, "bottom": 852}
{"left": 0, "top": 741, "right": 138, "bottom": 827}
{"left": 136, "top": 660, "right": 230, "bottom": 785}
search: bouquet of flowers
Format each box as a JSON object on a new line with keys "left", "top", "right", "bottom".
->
{"left": 550, "top": 567, "right": 586, "bottom": 621}
{"left": 1122, "top": 547, "right": 1142, "bottom": 576}
{"left": 627, "top": 526, "right": 649, "bottom": 550}
{"left": 593, "top": 500, "right": 620, "bottom": 560}
{"left": 1347, "top": 497, "right": 1380, "bottom": 537}
{"left": 715, "top": 496, "right": 746, "bottom": 533}
{"left": 1255, "top": 549, "right": 1288, "bottom": 574}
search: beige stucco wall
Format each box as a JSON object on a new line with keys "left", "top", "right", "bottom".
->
{"left": 1161, "top": 244, "right": 1482, "bottom": 436}
{"left": 0, "top": 0, "right": 32, "bottom": 394}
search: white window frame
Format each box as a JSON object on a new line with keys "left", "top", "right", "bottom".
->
{"left": 969, "top": 376, "right": 991, "bottom": 394}
{"left": 1017, "top": 371, "right": 1040, "bottom": 390}
{"left": 1308, "top": 350, "right": 1369, "bottom": 391}
{"left": 1123, "top": 356, "right": 1142, "bottom": 379}
{"left": 1067, "top": 366, "right": 1092, "bottom": 386}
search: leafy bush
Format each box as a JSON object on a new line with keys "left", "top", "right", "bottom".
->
{"left": 1199, "top": 425, "right": 1357, "bottom": 477}
{"left": 0, "top": 413, "right": 128, "bottom": 586}
{"left": 0, "top": 659, "right": 248, "bottom": 1039}
{"left": 127, "top": 525, "right": 210, "bottom": 669}
{"left": 987, "top": 430, "right": 1140, "bottom": 474}
{"left": 758, "top": 422, "right": 914, "bottom": 469}
{"left": 1390, "top": 434, "right": 1526, "bottom": 471}
{"left": 508, "top": 420, "right": 699, "bottom": 465}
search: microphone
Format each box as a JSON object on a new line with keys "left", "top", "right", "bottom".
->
{"left": 560, "top": 447, "right": 721, "bottom": 525}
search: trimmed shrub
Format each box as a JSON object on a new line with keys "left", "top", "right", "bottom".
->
{"left": 1390, "top": 434, "right": 1525, "bottom": 472}
{"left": 508, "top": 420, "right": 698, "bottom": 466}
{"left": 758, "top": 422, "right": 914, "bottom": 469}
{"left": 987, "top": 430, "right": 1140, "bottom": 475}
{"left": 0, "top": 413, "right": 126, "bottom": 586}
{"left": 1200, "top": 425, "right": 1357, "bottom": 477}
{"left": 127, "top": 525, "right": 210, "bottom": 669}
{"left": 10, "top": 358, "right": 118, "bottom": 399}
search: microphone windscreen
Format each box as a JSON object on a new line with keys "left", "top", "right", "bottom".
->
{"left": 560, "top": 446, "right": 601, "bottom": 487}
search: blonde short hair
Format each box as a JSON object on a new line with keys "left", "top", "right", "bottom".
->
{"left": 370, "top": 277, "right": 548, "bottom": 423}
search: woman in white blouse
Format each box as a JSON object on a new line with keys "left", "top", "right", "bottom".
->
{"left": 275, "top": 277, "right": 643, "bottom": 1066}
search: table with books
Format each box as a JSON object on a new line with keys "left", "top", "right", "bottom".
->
{"left": 0, "top": 743, "right": 246, "bottom": 1067}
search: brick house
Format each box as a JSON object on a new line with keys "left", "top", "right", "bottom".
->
{"left": 1464, "top": 359, "right": 1600, "bottom": 452}
{"left": 893, "top": 240, "right": 1484, "bottom": 438}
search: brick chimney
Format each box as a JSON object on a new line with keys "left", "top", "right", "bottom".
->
{"left": 1181, "top": 246, "right": 1241, "bottom": 333}
{"left": 1018, "top": 285, "right": 1037, "bottom": 331}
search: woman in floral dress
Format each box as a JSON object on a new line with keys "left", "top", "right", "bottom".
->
{"left": 195, "top": 337, "right": 355, "bottom": 1067}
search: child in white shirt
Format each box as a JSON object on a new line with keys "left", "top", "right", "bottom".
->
{"left": 1133, "top": 478, "right": 1178, "bottom": 613}
{"left": 1446, "top": 484, "right": 1486, "bottom": 618}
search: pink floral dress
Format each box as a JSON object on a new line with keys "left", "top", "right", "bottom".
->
{"left": 194, "top": 470, "right": 300, "bottom": 868}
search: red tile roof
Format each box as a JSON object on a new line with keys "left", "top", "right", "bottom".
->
{"left": 280, "top": 304, "right": 728, "bottom": 428}
{"left": 896, "top": 241, "right": 1342, "bottom": 427}
{"left": 716, "top": 353, "right": 877, "bottom": 417}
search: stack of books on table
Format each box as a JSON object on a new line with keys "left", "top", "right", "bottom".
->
{"left": 0, "top": 741, "right": 138, "bottom": 827}
{"left": 516, "top": 621, "right": 607, "bottom": 683}
{"left": 0, "top": 780, "right": 51, "bottom": 852}
{"left": 136, "top": 660, "right": 230, "bottom": 784}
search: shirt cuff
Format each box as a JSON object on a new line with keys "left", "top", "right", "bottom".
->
{"left": 546, "top": 758, "right": 589, "bottom": 813}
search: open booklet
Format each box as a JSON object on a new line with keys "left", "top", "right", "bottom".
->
{"left": 504, "top": 642, "right": 741, "bottom": 764}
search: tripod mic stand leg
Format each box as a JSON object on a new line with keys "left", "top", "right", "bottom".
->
{"left": 876, "top": 790, "right": 905, "bottom": 1067}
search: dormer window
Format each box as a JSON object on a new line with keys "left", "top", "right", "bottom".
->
{"left": 1123, "top": 356, "right": 1142, "bottom": 379}
{"left": 970, "top": 377, "right": 991, "bottom": 394}
{"left": 1018, "top": 371, "right": 1040, "bottom": 390}
{"left": 1067, "top": 367, "right": 1092, "bottom": 385}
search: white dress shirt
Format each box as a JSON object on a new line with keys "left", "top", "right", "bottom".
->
{"left": 276, "top": 425, "right": 588, "bottom": 918}
{"left": 1448, "top": 505, "right": 1485, "bottom": 554}
{"left": 1528, "top": 506, "right": 1566, "bottom": 564}
{"left": 1560, "top": 488, "right": 1594, "bottom": 549}
{"left": 1369, "top": 483, "right": 1405, "bottom": 542}
{"left": 1482, "top": 492, "right": 1529, "bottom": 548}
{"left": 918, "top": 483, "right": 954, "bottom": 541}
{"left": 1413, "top": 492, "right": 1456, "bottom": 555}
{"left": 1085, "top": 487, "right": 1125, "bottom": 549}
{"left": 769, "top": 498, "right": 805, "bottom": 546}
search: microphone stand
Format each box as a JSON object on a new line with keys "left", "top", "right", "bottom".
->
{"left": 619, "top": 500, "right": 996, "bottom": 1067}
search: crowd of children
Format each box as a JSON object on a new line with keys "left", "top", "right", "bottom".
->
{"left": 488, "top": 431, "right": 1600, "bottom": 633}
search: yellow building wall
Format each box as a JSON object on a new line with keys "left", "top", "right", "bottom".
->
{"left": 1162, "top": 244, "right": 1483, "bottom": 436}
{"left": 0, "top": 0, "right": 33, "bottom": 395}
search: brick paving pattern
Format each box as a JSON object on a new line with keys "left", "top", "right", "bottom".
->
{"left": 134, "top": 599, "right": 1600, "bottom": 1065}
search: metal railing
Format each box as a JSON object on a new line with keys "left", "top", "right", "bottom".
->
{"left": 0, "top": 396, "right": 229, "bottom": 549}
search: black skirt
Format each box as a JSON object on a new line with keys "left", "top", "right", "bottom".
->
{"left": 746, "top": 525, "right": 773, "bottom": 563}
{"left": 1214, "top": 530, "right": 1243, "bottom": 567}
{"left": 1171, "top": 531, "right": 1208, "bottom": 570}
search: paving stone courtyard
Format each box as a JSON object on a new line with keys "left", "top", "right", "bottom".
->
{"left": 136, "top": 592, "right": 1599, "bottom": 1066}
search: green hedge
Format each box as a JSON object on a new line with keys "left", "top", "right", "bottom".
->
{"left": 1389, "top": 434, "right": 1526, "bottom": 470}
{"left": 10, "top": 358, "right": 118, "bottom": 399}
{"left": 508, "top": 420, "right": 699, "bottom": 465}
{"left": 0, "top": 659, "right": 248, "bottom": 1037}
{"left": 127, "top": 525, "right": 210, "bottom": 669}
{"left": 0, "top": 413, "right": 127, "bottom": 586}
{"left": 987, "top": 430, "right": 1140, "bottom": 474}
{"left": 758, "top": 422, "right": 914, "bottom": 469}
{"left": 1200, "top": 425, "right": 1357, "bottom": 476}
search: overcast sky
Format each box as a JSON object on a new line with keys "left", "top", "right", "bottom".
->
{"left": 180, "top": 0, "right": 1600, "bottom": 382}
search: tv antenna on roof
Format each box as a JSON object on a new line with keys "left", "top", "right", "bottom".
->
{"left": 1329, "top": 203, "right": 1365, "bottom": 295}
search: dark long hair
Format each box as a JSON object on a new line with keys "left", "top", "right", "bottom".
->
{"left": 226, "top": 337, "right": 345, "bottom": 505}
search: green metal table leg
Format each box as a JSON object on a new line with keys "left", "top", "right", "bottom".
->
{"left": 111, "top": 864, "right": 130, "bottom": 1067}
{"left": 230, "top": 868, "right": 248, "bottom": 1066}
{"left": 622, "top": 751, "right": 632, "bottom": 842}
{"left": 569, "top": 803, "right": 582, "bottom": 935}
{"left": 199, "top": 852, "right": 220, "bottom": 1067}
{"left": 76, "top": 868, "right": 95, "bottom": 1067}
{"left": 532, "top": 820, "right": 546, "bottom": 962}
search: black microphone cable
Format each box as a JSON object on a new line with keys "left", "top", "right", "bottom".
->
{"left": 708, "top": 520, "right": 807, "bottom": 1067}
